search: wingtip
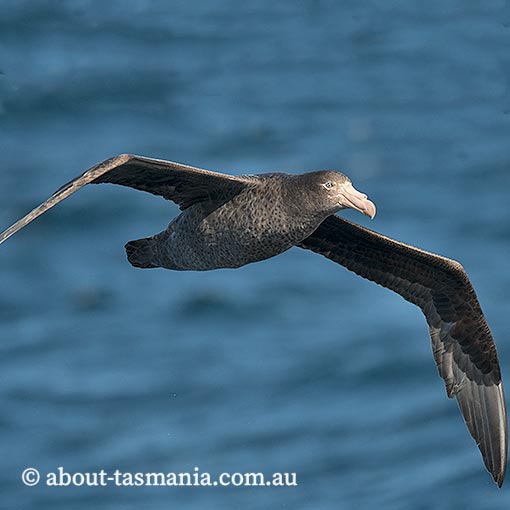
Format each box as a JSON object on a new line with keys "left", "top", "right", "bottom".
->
{"left": 495, "top": 444, "right": 507, "bottom": 488}
{"left": 493, "top": 465, "right": 505, "bottom": 488}
{"left": 0, "top": 223, "right": 21, "bottom": 245}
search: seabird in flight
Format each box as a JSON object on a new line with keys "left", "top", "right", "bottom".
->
{"left": 0, "top": 154, "right": 506, "bottom": 485}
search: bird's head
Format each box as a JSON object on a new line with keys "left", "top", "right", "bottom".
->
{"left": 299, "top": 170, "right": 376, "bottom": 219}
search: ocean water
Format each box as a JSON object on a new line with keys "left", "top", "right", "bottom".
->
{"left": 1, "top": 1, "right": 509, "bottom": 509}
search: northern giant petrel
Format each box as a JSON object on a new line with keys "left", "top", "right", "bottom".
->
{"left": 0, "top": 154, "right": 506, "bottom": 486}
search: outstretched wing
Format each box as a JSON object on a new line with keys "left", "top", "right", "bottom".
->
{"left": 0, "top": 154, "right": 249, "bottom": 245}
{"left": 298, "top": 214, "right": 507, "bottom": 486}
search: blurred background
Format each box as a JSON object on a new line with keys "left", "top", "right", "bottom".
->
{"left": 1, "top": 1, "right": 509, "bottom": 509}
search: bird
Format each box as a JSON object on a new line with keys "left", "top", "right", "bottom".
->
{"left": 0, "top": 154, "right": 506, "bottom": 486}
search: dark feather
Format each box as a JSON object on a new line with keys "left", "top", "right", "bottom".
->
{"left": 299, "top": 214, "right": 507, "bottom": 486}
{"left": 0, "top": 154, "right": 249, "bottom": 245}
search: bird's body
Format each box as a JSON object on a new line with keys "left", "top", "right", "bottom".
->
{"left": 0, "top": 154, "right": 506, "bottom": 486}
{"left": 127, "top": 172, "right": 349, "bottom": 270}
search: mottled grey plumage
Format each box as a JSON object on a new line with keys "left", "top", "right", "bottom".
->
{"left": 0, "top": 154, "right": 506, "bottom": 486}
{"left": 127, "top": 171, "right": 355, "bottom": 270}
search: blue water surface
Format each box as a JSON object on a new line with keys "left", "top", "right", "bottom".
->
{"left": 1, "top": 1, "right": 509, "bottom": 509}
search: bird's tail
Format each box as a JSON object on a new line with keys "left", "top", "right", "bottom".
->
{"left": 125, "top": 236, "right": 160, "bottom": 269}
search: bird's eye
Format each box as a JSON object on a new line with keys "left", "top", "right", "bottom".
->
{"left": 324, "top": 181, "right": 334, "bottom": 189}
